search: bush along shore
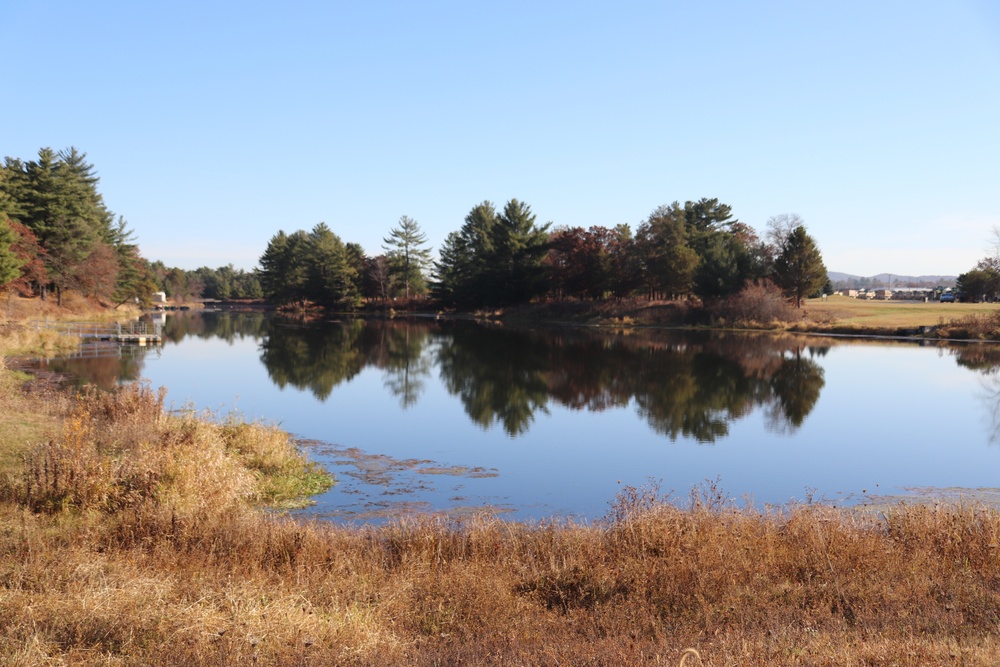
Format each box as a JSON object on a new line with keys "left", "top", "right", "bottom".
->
{"left": 5, "top": 308, "right": 1000, "bottom": 664}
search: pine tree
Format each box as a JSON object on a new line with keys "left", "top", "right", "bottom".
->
{"left": 7, "top": 148, "right": 115, "bottom": 304}
{"left": 432, "top": 201, "right": 497, "bottom": 307}
{"left": 433, "top": 199, "right": 549, "bottom": 307}
{"left": 305, "top": 223, "right": 359, "bottom": 310}
{"left": 637, "top": 203, "right": 699, "bottom": 299}
{"left": 491, "top": 199, "right": 550, "bottom": 305}
{"left": 0, "top": 217, "right": 24, "bottom": 289}
{"left": 383, "top": 216, "right": 432, "bottom": 299}
{"left": 773, "top": 225, "right": 827, "bottom": 308}
{"left": 258, "top": 230, "right": 316, "bottom": 306}
{"left": 259, "top": 230, "right": 291, "bottom": 303}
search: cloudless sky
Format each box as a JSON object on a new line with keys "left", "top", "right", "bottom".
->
{"left": 2, "top": 1, "right": 998, "bottom": 277}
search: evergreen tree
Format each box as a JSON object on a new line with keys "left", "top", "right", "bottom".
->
{"left": 305, "top": 223, "right": 360, "bottom": 310}
{"left": 4, "top": 148, "right": 115, "bottom": 304}
{"left": 684, "top": 198, "right": 737, "bottom": 244}
{"left": 693, "top": 231, "right": 755, "bottom": 302}
{"left": 382, "top": 215, "right": 432, "bottom": 299}
{"left": 491, "top": 199, "right": 550, "bottom": 305}
{"left": 773, "top": 225, "right": 828, "bottom": 308}
{"left": 432, "top": 199, "right": 551, "bottom": 307}
{"left": 637, "top": 203, "right": 699, "bottom": 299}
{"left": 676, "top": 198, "right": 756, "bottom": 302}
{"left": 956, "top": 265, "right": 1000, "bottom": 303}
{"left": 258, "top": 230, "right": 291, "bottom": 302}
{"left": 432, "top": 230, "right": 472, "bottom": 306}
{"left": 0, "top": 217, "right": 24, "bottom": 289}
{"left": 344, "top": 242, "right": 367, "bottom": 301}
{"left": 432, "top": 201, "right": 498, "bottom": 307}
{"left": 108, "top": 215, "right": 154, "bottom": 306}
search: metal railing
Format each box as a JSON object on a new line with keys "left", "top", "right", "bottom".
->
{"left": 31, "top": 320, "right": 163, "bottom": 340}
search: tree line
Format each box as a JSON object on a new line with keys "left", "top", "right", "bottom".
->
{"left": 259, "top": 199, "right": 829, "bottom": 311}
{"left": 0, "top": 147, "right": 155, "bottom": 306}
{"left": 0, "top": 147, "right": 829, "bottom": 312}
{"left": 147, "top": 262, "right": 262, "bottom": 302}
{"left": 257, "top": 215, "right": 433, "bottom": 309}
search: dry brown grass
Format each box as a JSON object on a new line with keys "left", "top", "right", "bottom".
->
{"left": 5, "top": 468, "right": 1000, "bottom": 664}
{"left": 934, "top": 310, "right": 1000, "bottom": 340}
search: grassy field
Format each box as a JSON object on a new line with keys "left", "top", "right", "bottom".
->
{"left": 6, "top": 296, "right": 1000, "bottom": 664}
{"left": 801, "top": 295, "right": 1000, "bottom": 331}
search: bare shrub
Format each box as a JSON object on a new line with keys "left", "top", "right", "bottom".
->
{"left": 711, "top": 280, "right": 798, "bottom": 327}
{"left": 938, "top": 311, "right": 1000, "bottom": 340}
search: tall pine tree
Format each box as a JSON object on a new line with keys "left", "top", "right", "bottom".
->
{"left": 382, "top": 215, "right": 432, "bottom": 299}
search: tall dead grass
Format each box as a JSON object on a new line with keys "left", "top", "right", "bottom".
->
{"left": 937, "top": 310, "right": 1000, "bottom": 340}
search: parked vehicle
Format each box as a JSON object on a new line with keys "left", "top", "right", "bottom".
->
{"left": 940, "top": 292, "right": 955, "bottom": 302}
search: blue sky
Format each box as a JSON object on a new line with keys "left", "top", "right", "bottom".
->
{"left": 2, "top": 1, "right": 998, "bottom": 277}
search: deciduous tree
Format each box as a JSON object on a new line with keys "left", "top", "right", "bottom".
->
{"left": 4, "top": 220, "right": 46, "bottom": 295}
{"left": 546, "top": 226, "right": 614, "bottom": 299}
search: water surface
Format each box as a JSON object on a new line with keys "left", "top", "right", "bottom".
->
{"left": 28, "top": 311, "right": 1000, "bottom": 522}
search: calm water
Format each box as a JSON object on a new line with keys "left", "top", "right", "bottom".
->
{"left": 26, "top": 311, "right": 1000, "bottom": 522}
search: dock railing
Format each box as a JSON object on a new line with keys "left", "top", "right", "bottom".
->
{"left": 31, "top": 320, "right": 163, "bottom": 343}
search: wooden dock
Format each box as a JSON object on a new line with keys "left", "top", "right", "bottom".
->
{"left": 33, "top": 320, "right": 163, "bottom": 345}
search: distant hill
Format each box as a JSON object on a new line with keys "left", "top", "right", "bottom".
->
{"left": 828, "top": 272, "right": 956, "bottom": 287}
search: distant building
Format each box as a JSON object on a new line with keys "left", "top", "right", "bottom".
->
{"left": 153, "top": 292, "right": 167, "bottom": 303}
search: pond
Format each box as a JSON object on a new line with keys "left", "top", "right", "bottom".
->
{"left": 23, "top": 311, "right": 1000, "bottom": 523}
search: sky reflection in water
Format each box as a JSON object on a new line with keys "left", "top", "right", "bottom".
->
{"left": 33, "top": 312, "right": 1000, "bottom": 523}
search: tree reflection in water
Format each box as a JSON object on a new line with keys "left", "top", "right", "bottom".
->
{"left": 261, "top": 319, "right": 368, "bottom": 401}
{"left": 25, "top": 312, "right": 833, "bottom": 441}
{"left": 436, "top": 322, "right": 551, "bottom": 436}
{"left": 27, "top": 344, "right": 151, "bottom": 391}
{"left": 257, "top": 318, "right": 828, "bottom": 441}
{"left": 953, "top": 344, "right": 1000, "bottom": 445}
{"left": 436, "top": 326, "right": 827, "bottom": 441}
